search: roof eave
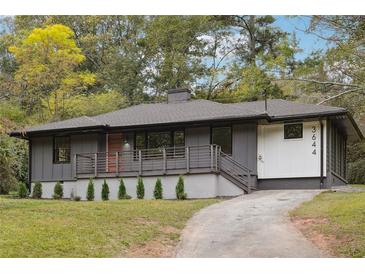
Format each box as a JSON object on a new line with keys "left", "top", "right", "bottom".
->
{"left": 9, "top": 125, "right": 109, "bottom": 139}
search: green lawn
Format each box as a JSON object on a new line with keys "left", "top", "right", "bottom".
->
{"left": 0, "top": 197, "right": 219, "bottom": 258}
{"left": 290, "top": 190, "right": 365, "bottom": 257}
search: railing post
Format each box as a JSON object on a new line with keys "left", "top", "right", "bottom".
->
{"left": 138, "top": 150, "right": 142, "bottom": 175}
{"left": 73, "top": 154, "right": 77, "bottom": 178}
{"left": 94, "top": 153, "right": 98, "bottom": 177}
{"left": 247, "top": 171, "right": 252, "bottom": 194}
{"left": 186, "top": 146, "right": 190, "bottom": 173}
{"left": 115, "top": 152, "right": 119, "bottom": 176}
{"left": 218, "top": 146, "right": 221, "bottom": 171}
{"left": 210, "top": 144, "right": 214, "bottom": 171}
{"left": 215, "top": 145, "right": 218, "bottom": 172}
{"left": 162, "top": 148, "right": 166, "bottom": 174}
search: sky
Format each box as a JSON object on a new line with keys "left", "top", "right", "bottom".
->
{"left": 273, "top": 16, "right": 332, "bottom": 60}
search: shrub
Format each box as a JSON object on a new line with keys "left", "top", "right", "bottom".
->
{"left": 101, "top": 179, "right": 109, "bottom": 201}
{"left": 17, "top": 182, "right": 28, "bottom": 198}
{"left": 124, "top": 194, "right": 132, "bottom": 199}
{"left": 53, "top": 182, "right": 63, "bottom": 199}
{"left": 153, "top": 178, "right": 163, "bottom": 199}
{"left": 32, "top": 181, "right": 42, "bottom": 199}
{"left": 118, "top": 178, "right": 127, "bottom": 199}
{"left": 176, "top": 176, "right": 187, "bottom": 200}
{"left": 74, "top": 196, "right": 81, "bottom": 201}
{"left": 136, "top": 177, "right": 145, "bottom": 199}
{"left": 86, "top": 178, "right": 95, "bottom": 201}
{"left": 348, "top": 159, "right": 365, "bottom": 184}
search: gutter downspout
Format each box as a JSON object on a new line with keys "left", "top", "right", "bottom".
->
{"left": 320, "top": 119, "right": 324, "bottom": 189}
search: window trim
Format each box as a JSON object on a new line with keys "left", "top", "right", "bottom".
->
{"left": 284, "top": 123, "right": 303, "bottom": 140}
{"left": 53, "top": 136, "right": 71, "bottom": 164}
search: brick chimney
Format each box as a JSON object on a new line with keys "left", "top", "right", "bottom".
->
{"left": 167, "top": 88, "right": 191, "bottom": 103}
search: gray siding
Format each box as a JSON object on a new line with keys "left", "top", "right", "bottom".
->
{"left": 31, "top": 133, "right": 101, "bottom": 182}
{"left": 326, "top": 119, "right": 347, "bottom": 187}
{"left": 232, "top": 123, "right": 257, "bottom": 174}
{"left": 31, "top": 136, "right": 72, "bottom": 181}
{"left": 185, "top": 127, "right": 210, "bottom": 147}
{"left": 31, "top": 123, "right": 258, "bottom": 182}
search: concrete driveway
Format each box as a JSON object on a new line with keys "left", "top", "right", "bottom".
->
{"left": 176, "top": 190, "right": 326, "bottom": 258}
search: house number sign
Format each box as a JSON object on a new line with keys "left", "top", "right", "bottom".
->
{"left": 312, "top": 126, "right": 317, "bottom": 155}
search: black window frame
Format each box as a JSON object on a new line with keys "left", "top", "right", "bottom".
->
{"left": 133, "top": 129, "right": 185, "bottom": 159}
{"left": 284, "top": 123, "right": 303, "bottom": 140}
{"left": 211, "top": 126, "right": 232, "bottom": 155}
{"left": 53, "top": 136, "right": 71, "bottom": 164}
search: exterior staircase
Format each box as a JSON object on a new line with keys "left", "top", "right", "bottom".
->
{"left": 219, "top": 151, "right": 253, "bottom": 193}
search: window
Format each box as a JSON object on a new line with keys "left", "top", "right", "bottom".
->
{"left": 212, "top": 127, "right": 232, "bottom": 154}
{"left": 53, "top": 136, "right": 70, "bottom": 164}
{"left": 134, "top": 130, "right": 185, "bottom": 158}
{"left": 148, "top": 131, "right": 172, "bottom": 149}
{"left": 284, "top": 123, "right": 303, "bottom": 139}
{"left": 173, "top": 131, "right": 185, "bottom": 147}
{"left": 135, "top": 132, "right": 146, "bottom": 150}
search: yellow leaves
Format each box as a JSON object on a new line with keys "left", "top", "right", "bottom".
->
{"left": 9, "top": 24, "right": 96, "bottom": 119}
{"left": 9, "top": 24, "right": 85, "bottom": 68}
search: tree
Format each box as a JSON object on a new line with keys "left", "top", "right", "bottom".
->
{"left": 232, "top": 65, "right": 283, "bottom": 101}
{"left": 118, "top": 178, "right": 126, "bottom": 199}
{"left": 32, "top": 182, "right": 42, "bottom": 199}
{"left": 53, "top": 181, "right": 63, "bottom": 199}
{"left": 86, "top": 178, "right": 94, "bottom": 201}
{"left": 176, "top": 176, "right": 187, "bottom": 200}
{"left": 12, "top": 16, "right": 150, "bottom": 105}
{"left": 101, "top": 179, "right": 109, "bottom": 200}
{"left": 145, "top": 16, "right": 213, "bottom": 96}
{"left": 9, "top": 24, "right": 96, "bottom": 119}
{"left": 153, "top": 178, "right": 163, "bottom": 199}
{"left": 17, "top": 182, "right": 28, "bottom": 198}
{"left": 136, "top": 177, "right": 144, "bottom": 199}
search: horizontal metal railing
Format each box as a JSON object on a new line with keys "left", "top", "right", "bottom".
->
{"left": 74, "top": 144, "right": 252, "bottom": 193}
{"left": 75, "top": 144, "right": 219, "bottom": 177}
{"left": 219, "top": 151, "right": 252, "bottom": 193}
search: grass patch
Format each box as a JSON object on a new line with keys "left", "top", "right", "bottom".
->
{"left": 290, "top": 191, "right": 365, "bottom": 257}
{"left": 0, "top": 197, "right": 219, "bottom": 257}
{"left": 350, "top": 184, "right": 365, "bottom": 189}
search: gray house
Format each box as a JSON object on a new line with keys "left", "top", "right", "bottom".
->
{"left": 11, "top": 88, "right": 363, "bottom": 200}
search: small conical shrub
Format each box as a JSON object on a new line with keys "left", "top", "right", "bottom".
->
{"left": 18, "top": 182, "right": 28, "bottom": 198}
{"left": 53, "top": 181, "right": 63, "bottom": 199}
{"left": 136, "top": 177, "right": 144, "bottom": 199}
{"left": 87, "top": 178, "right": 94, "bottom": 201}
{"left": 32, "top": 181, "right": 42, "bottom": 199}
{"left": 153, "top": 178, "right": 163, "bottom": 199}
{"left": 101, "top": 179, "right": 109, "bottom": 201}
{"left": 118, "top": 178, "right": 126, "bottom": 199}
{"left": 176, "top": 176, "right": 187, "bottom": 200}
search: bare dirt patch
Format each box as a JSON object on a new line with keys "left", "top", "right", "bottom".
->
{"left": 127, "top": 237, "right": 177, "bottom": 258}
{"left": 292, "top": 217, "right": 338, "bottom": 257}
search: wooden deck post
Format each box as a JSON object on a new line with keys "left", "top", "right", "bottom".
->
{"left": 186, "top": 146, "right": 190, "bottom": 173}
{"left": 115, "top": 152, "right": 119, "bottom": 176}
{"left": 94, "top": 153, "right": 98, "bottom": 177}
{"left": 138, "top": 150, "right": 142, "bottom": 175}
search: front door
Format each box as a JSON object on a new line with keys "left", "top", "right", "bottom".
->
{"left": 107, "top": 133, "right": 123, "bottom": 172}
